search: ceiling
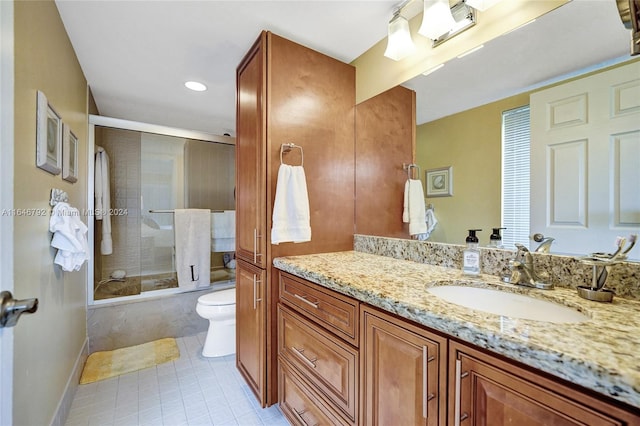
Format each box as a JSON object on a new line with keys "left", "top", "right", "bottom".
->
{"left": 55, "top": 0, "right": 635, "bottom": 137}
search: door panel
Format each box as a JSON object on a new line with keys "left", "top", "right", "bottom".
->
{"left": 531, "top": 61, "right": 640, "bottom": 258}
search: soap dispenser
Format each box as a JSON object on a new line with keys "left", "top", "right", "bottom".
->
{"left": 463, "top": 229, "right": 482, "bottom": 275}
{"left": 488, "top": 227, "right": 506, "bottom": 248}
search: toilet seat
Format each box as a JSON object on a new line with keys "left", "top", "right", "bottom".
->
{"left": 198, "top": 288, "right": 235, "bottom": 306}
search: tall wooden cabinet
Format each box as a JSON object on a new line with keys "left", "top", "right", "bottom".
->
{"left": 235, "top": 31, "right": 356, "bottom": 406}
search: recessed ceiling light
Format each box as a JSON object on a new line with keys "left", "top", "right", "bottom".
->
{"left": 185, "top": 81, "right": 207, "bottom": 92}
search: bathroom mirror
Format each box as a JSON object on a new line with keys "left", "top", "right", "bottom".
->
{"left": 380, "top": 1, "right": 640, "bottom": 260}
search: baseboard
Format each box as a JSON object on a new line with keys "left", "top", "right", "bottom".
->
{"left": 49, "top": 338, "right": 88, "bottom": 426}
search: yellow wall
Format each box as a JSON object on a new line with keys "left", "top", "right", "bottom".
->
{"left": 351, "top": 0, "right": 567, "bottom": 103}
{"left": 416, "top": 93, "right": 529, "bottom": 245}
{"left": 13, "top": 1, "right": 88, "bottom": 424}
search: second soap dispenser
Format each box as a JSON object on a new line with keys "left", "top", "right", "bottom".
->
{"left": 463, "top": 229, "right": 482, "bottom": 276}
{"left": 488, "top": 227, "right": 506, "bottom": 248}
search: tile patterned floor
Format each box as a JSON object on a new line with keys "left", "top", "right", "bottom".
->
{"left": 64, "top": 333, "right": 288, "bottom": 426}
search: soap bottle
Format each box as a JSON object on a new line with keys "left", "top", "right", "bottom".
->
{"left": 463, "top": 229, "right": 482, "bottom": 275}
{"left": 488, "top": 227, "right": 505, "bottom": 248}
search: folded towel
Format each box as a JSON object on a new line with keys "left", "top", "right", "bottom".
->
{"left": 211, "top": 210, "right": 235, "bottom": 239}
{"left": 212, "top": 238, "right": 235, "bottom": 253}
{"left": 271, "top": 165, "right": 311, "bottom": 244}
{"left": 174, "top": 209, "right": 211, "bottom": 290}
{"left": 49, "top": 202, "right": 89, "bottom": 271}
{"left": 403, "top": 179, "right": 427, "bottom": 236}
{"left": 95, "top": 146, "right": 113, "bottom": 255}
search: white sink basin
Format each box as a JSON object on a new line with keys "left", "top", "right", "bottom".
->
{"left": 426, "top": 286, "right": 589, "bottom": 323}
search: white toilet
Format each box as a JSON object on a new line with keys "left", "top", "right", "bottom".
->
{"left": 196, "top": 288, "right": 236, "bottom": 357}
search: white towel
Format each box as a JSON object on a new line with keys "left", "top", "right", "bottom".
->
{"left": 211, "top": 210, "right": 235, "bottom": 252}
{"left": 49, "top": 202, "right": 89, "bottom": 271}
{"left": 403, "top": 179, "right": 427, "bottom": 236}
{"left": 417, "top": 208, "right": 438, "bottom": 241}
{"left": 174, "top": 209, "right": 211, "bottom": 290}
{"left": 94, "top": 146, "right": 113, "bottom": 255}
{"left": 271, "top": 164, "right": 311, "bottom": 245}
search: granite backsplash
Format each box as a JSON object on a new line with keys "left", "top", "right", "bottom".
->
{"left": 354, "top": 234, "right": 640, "bottom": 301}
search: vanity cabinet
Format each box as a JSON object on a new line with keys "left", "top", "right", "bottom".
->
{"left": 278, "top": 272, "right": 360, "bottom": 425}
{"left": 235, "top": 31, "right": 356, "bottom": 406}
{"left": 449, "top": 341, "right": 640, "bottom": 426}
{"left": 360, "top": 306, "right": 447, "bottom": 426}
{"left": 276, "top": 269, "right": 640, "bottom": 425}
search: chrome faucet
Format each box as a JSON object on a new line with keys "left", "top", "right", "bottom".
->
{"left": 509, "top": 244, "right": 553, "bottom": 289}
{"left": 531, "top": 233, "right": 555, "bottom": 253}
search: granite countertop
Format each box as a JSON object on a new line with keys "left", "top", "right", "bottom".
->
{"left": 273, "top": 250, "right": 640, "bottom": 410}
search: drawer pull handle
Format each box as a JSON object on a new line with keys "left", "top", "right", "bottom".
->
{"left": 460, "top": 371, "right": 469, "bottom": 379}
{"left": 427, "top": 393, "right": 436, "bottom": 401}
{"left": 427, "top": 355, "right": 435, "bottom": 362}
{"left": 460, "top": 413, "right": 469, "bottom": 422}
{"left": 293, "top": 293, "right": 319, "bottom": 309}
{"left": 291, "top": 346, "right": 317, "bottom": 369}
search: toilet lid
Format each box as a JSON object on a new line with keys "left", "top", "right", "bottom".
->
{"left": 198, "top": 288, "right": 236, "bottom": 306}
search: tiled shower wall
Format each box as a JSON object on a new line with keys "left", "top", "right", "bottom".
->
{"left": 95, "top": 126, "right": 142, "bottom": 282}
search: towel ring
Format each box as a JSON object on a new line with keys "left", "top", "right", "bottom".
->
{"left": 403, "top": 163, "right": 420, "bottom": 180}
{"left": 280, "top": 143, "right": 303, "bottom": 166}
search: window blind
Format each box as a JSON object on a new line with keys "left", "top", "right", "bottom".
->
{"left": 502, "top": 106, "right": 530, "bottom": 249}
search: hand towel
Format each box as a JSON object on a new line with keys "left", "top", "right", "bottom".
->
{"left": 271, "top": 164, "right": 311, "bottom": 244}
{"left": 403, "top": 179, "right": 428, "bottom": 236}
{"left": 49, "top": 202, "right": 89, "bottom": 271}
{"left": 95, "top": 146, "right": 113, "bottom": 255}
{"left": 211, "top": 210, "right": 235, "bottom": 252}
{"left": 417, "top": 207, "right": 438, "bottom": 241}
{"left": 174, "top": 209, "right": 211, "bottom": 290}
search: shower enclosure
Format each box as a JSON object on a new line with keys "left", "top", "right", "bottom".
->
{"left": 88, "top": 116, "right": 235, "bottom": 302}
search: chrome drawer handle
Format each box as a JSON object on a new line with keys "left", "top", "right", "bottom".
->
{"left": 291, "top": 346, "right": 317, "bottom": 369}
{"left": 293, "top": 293, "right": 319, "bottom": 309}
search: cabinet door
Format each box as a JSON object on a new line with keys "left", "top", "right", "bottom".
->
{"left": 236, "top": 259, "right": 266, "bottom": 406}
{"left": 361, "top": 307, "right": 446, "bottom": 426}
{"left": 450, "top": 341, "right": 637, "bottom": 426}
{"left": 236, "top": 33, "right": 266, "bottom": 268}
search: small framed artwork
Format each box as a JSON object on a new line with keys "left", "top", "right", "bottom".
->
{"left": 36, "top": 91, "right": 62, "bottom": 175}
{"left": 426, "top": 166, "right": 453, "bottom": 197}
{"left": 62, "top": 123, "right": 78, "bottom": 183}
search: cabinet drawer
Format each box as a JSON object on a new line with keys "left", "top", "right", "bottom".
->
{"left": 279, "top": 359, "right": 351, "bottom": 426}
{"left": 278, "top": 304, "right": 358, "bottom": 422}
{"left": 279, "top": 272, "right": 359, "bottom": 345}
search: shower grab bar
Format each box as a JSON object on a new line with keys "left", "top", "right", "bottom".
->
{"left": 148, "top": 209, "right": 226, "bottom": 214}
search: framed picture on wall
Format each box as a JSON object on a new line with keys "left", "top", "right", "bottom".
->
{"left": 426, "top": 166, "right": 453, "bottom": 197}
{"left": 36, "top": 90, "right": 62, "bottom": 175}
{"left": 62, "top": 123, "right": 78, "bottom": 183}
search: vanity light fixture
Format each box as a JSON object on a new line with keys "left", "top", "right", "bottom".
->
{"left": 422, "top": 63, "right": 445, "bottom": 76}
{"left": 384, "top": 11, "right": 416, "bottom": 61}
{"left": 457, "top": 44, "right": 484, "bottom": 58}
{"left": 418, "top": 0, "right": 456, "bottom": 40}
{"left": 464, "top": 0, "right": 503, "bottom": 12}
{"left": 184, "top": 81, "right": 207, "bottom": 92}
